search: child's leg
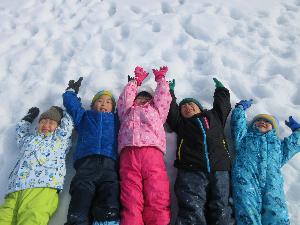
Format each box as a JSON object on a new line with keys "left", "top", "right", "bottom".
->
{"left": 142, "top": 147, "right": 171, "bottom": 225}
{"left": 92, "top": 157, "right": 120, "bottom": 223}
{"left": 261, "top": 188, "right": 290, "bottom": 225}
{"left": 119, "top": 148, "right": 144, "bottom": 225}
{"left": 0, "top": 192, "right": 18, "bottom": 225}
{"left": 65, "top": 157, "right": 99, "bottom": 225}
{"left": 207, "top": 171, "right": 234, "bottom": 225}
{"left": 16, "top": 188, "right": 58, "bottom": 225}
{"left": 174, "top": 169, "right": 208, "bottom": 225}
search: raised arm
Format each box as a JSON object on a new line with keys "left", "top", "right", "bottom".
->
{"left": 152, "top": 66, "right": 172, "bottom": 122}
{"left": 281, "top": 116, "right": 300, "bottom": 166}
{"left": 230, "top": 100, "right": 253, "bottom": 148}
{"left": 54, "top": 111, "right": 74, "bottom": 139}
{"left": 62, "top": 77, "right": 85, "bottom": 127}
{"left": 212, "top": 78, "right": 231, "bottom": 127}
{"left": 16, "top": 107, "right": 40, "bottom": 148}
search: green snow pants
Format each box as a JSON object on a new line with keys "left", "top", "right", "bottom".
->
{"left": 0, "top": 188, "right": 59, "bottom": 225}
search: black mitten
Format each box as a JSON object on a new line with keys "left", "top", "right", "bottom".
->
{"left": 22, "top": 107, "right": 40, "bottom": 123}
{"left": 66, "top": 77, "right": 83, "bottom": 94}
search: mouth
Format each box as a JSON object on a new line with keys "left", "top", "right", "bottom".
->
{"left": 99, "top": 108, "right": 107, "bottom": 112}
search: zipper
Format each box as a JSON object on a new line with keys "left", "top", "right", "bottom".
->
{"left": 178, "top": 139, "right": 184, "bottom": 160}
{"left": 197, "top": 118, "right": 211, "bottom": 173}
{"left": 222, "top": 139, "right": 231, "bottom": 160}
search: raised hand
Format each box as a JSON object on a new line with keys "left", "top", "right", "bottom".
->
{"left": 168, "top": 79, "right": 175, "bottom": 91}
{"left": 22, "top": 107, "right": 40, "bottom": 123}
{"left": 235, "top": 99, "right": 253, "bottom": 110}
{"left": 134, "top": 66, "right": 149, "bottom": 86}
{"left": 152, "top": 66, "right": 168, "bottom": 82}
{"left": 66, "top": 77, "right": 83, "bottom": 94}
{"left": 213, "top": 78, "right": 224, "bottom": 88}
{"left": 285, "top": 116, "right": 300, "bottom": 132}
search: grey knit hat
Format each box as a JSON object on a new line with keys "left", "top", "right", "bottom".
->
{"left": 39, "top": 106, "right": 63, "bottom": 124}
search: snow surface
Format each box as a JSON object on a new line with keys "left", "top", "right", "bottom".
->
{"left": 0, "top": 0, "right": 300, "bottom": 224}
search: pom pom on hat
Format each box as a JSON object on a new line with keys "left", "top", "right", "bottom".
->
{"left": 39, "top": 106, "right": 63, "bottom": 124}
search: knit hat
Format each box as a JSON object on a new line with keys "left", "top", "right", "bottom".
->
{"left": 137, "top": 85, "right": 154, "bottom": 97}
{"left": 252, "top": 114, "right": 279, "bottom": 135}
{"left": 91, "top": 90, "right": 116, "bottom": 109}
{"left": 39, "top": 106, "right": 63, "bottom": 124}
{"left": 179, "top": 98, "right": 204, "bottom": 111}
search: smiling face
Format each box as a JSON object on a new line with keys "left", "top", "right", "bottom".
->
{"left": 93, "top": 95, "right": 114, "bottom": 112}
{"left": 38, "top": 119, "right": 58, "bottom": 134}
{"left": 134, "top": 95, "right": 152, "bottom": 106}
{"left": 254, "top": 118, "right": 273, "bottom": 134}
{"left": 180, "top": 102, "right": 202, "bottom": 118}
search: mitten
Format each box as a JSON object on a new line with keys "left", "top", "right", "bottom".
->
{"left": 285, "top": 116, "right": 300, "bottom": 132}
{"left": 168, "top": 79, "right": 175, "bottom": 91}
{"left": 235, "top": 99, "right": 253, "bottom": 110}
{"left": 213, "top": 78, "right": 224, "bottom": 88}
{"left": 66, "top": 77, "right": 83, "bottom": 94}
{"left": 22, "top": 107, "right": 40, "bottom": 123}
{"left": 134, "top": 66, "right": 149, "bottom": 86}
{"left": 152, "top": 66, "right": 168, "bottom": 82}
{"left": 128, "top": 75, "right": 135, "bottom": 82}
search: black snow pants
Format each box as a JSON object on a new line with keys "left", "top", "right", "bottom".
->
{"left": 175, "top": 169, "right": 234, "bottom": 225}
{"left": 65, "top": 155, "right": 120, "bottom": 225}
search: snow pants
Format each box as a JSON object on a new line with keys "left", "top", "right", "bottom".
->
{"left": 120, "top": 147, "right": 171, "bottom": 225}
{"left": 0, "top": 188, "right": 58, "bottom": 225}
{"left": 175, "top": 169, "right": 234, "bottom": 225}
{"left": 65, "top": 155, "right": 120, "bottom": 225}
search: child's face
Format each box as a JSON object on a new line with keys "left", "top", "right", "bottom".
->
{"left": 254, "top": 119, "right": 273, "bottom": 134}
{"left": 180, "top": 102, "right": 201, "bottom": 118}
{"left": 38, "top": 119, "right": 58, "bottom": 134}
{"left": 93, "top": 95, "right": 114, "bottom": 112}
{"left": 134, "top": 95, "right": 152, "bottom": 106}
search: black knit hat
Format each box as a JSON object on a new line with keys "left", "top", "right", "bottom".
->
{"left": 179, "top": 98, "right": 204, "bottom": 111}
{"left": 39, "top": 106, "right": 63, "bottom": 124}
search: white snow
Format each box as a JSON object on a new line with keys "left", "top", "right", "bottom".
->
{"left": 0, "top": 0, "right": 300, "bottom": 224}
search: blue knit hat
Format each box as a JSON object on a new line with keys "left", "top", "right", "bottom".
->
{"left": 179, "top": 98, "right": 204, "bottom": 111}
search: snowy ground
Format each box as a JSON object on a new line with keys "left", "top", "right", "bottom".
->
{"left": 0, "top": 0, "right": 300, "bottom": 224}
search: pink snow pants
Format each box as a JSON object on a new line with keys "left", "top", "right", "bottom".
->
{"left": 120, "top": 146, "right": 171, "bottom": 225}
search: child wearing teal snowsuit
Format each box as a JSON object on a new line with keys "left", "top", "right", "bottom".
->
{"left": 231, "top": 99, "right": 300, "bottom": 225}
{"left": 0, "top": 106, "right": 73, "bottom": 225}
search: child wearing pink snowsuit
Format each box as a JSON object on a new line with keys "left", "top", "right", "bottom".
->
{"left": 117, "top": 66, "right": 172, "bottom": 225}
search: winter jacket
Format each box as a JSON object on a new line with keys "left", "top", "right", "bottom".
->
{"left": 7, "top": 112, "right": 73, "bottom": 194}
{"left": 117, "top": 79, "right": 172, "bottom": 154}
{"left": 231, "top": 106, "right": 300, "bottom": 225}
{"left": 167, "top": 87, "right": 231, "bottom": 172}
{"left": 63, "top": 91, "right": 118, "bottom": 162}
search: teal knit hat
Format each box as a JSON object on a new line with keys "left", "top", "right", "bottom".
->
{"left": 179, "top": 98, "right": 204, "bottom": 111}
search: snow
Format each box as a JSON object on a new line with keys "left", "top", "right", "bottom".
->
{"left": 0, "top": 0, "right": 300, "bottom": 224}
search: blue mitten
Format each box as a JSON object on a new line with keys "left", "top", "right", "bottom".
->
{"left": 285, "top": 116, "right": 300, "bottom": 131}
{"left": 235, "top": 99, "right": 253, "bottom": 110}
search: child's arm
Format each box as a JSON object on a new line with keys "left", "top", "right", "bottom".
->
{"left": 230, "top": 101, "right": 252, "bottom": 148}
{"left": 152, "top": 66, "right": 172, "bottom": 122}
{"left": 16, "top": 107, "right": 40, "bottom": 148}
{"left": 62, "top": 77, "right": 85, "bottom": 127}
{"left": 166, "top": 79, "right": 181, "bottom": 132}
{"left": 280, "top": 116, "right": 300, "bottom": 166}
{"left": 212, "top": 78, "right": 231, "bottom": 126}
{"left": 117, "top": 66, "right": 148, "bottom": 121}
{"left": 54, "top": 111, "right": 74, "bottom": 139}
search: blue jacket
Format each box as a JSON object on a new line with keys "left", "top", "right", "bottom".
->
{"left": 7, "top": 112, "right": 73, "bottom": 194}
{"left": 63, "top": 91, "right": 118, "bottom": 162}
{"left": 231, "top": 106, "right": 300, "bottom": 225}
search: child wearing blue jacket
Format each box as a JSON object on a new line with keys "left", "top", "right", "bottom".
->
{"left": 63, "top": 77, "right": 120, "bottom": 225}
{"left": 0, "top": 106, "right": 73, "bottom": 225}
{"left": 231, "top": 99, "right": 300, "bottom": 225}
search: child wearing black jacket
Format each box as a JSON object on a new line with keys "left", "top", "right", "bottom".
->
{"left": 167, "top": 78, "right": 234, "bottom": 225}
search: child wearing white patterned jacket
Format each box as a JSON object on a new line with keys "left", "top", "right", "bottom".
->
{"left": 0, "top": 106, "right": 73, "bottom": 225}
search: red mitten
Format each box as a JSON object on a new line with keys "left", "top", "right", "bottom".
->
{"left": 152, "top": 66, "right": 168, "bottom": 81}
{"left": 134, "top": 66, "right": 149, "bottom": 86}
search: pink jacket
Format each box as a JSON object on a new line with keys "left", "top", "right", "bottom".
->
{"left": 117, "top": 78, "right": 172, "bottom": 154}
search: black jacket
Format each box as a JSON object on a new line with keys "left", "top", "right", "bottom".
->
{"left": 167, "top": 87, "right": 232, "bottom": 172}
